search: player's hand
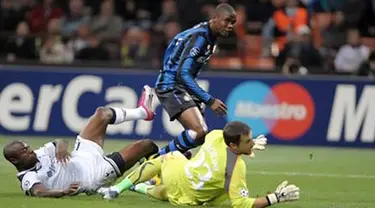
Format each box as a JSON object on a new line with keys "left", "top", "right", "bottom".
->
{"left": 63, "top": 182, "right": 82, "bottom": 196}
{"left": 267, "top": 181, "right": 300, "bottom": 204}
{"left": 210, "top": 98, "right": 227, "bottom": 117}
{"left": 253, "top": 134, "right": 267, "bottom": 151}
{"left": 55, "top": 139, "right": 70, "bottom": 165}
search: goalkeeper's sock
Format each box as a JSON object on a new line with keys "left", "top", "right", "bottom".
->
{"left": 132, "top": 183, "right": 150, "bottom": 195}
{"left": 158, "top": 130, "right": 203, "bottom": 155}
{"left": 113, "top": 178, "right": 133, "bottom": 193}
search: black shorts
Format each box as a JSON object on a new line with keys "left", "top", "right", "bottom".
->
{"left": 156, "top": 86, "right": 205, "bottom": 121}
{"left": 105, "top": 152, "right": 126, "bottom": 176}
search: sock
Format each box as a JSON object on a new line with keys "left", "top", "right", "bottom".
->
{"left": 158, "top": 130, "right": 201, "bottom": 155}
{"left": 133, "top": 183, "right": 149, "bottom": 195}
{"left": 113, "top": 178, "right": 133, "bottom": 193}
{"left": 109, "top": 107, "right": 147, "bottom": 124}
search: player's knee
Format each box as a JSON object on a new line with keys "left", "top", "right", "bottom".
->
{"left": 141, "top": 139, "right": 159, "bottom": 154}
{"left": 191, "top": 124, "right": 208, "bottom": 140}
{"left": 94, "top": 107, "right": 112, "bottom": 122}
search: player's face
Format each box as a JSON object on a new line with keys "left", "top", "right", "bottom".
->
{"left": 14, "top": 142, "right": 38, "bottom": 169}
{"left": 237, "top": 132, "right": 255, "bottom": 155}
{"left": 213, "top": 12, "right": 237, "bottom": 37}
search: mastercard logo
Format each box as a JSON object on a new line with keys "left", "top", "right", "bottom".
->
{"left": 226, "top": 81, "right": 315, "bottom": 140}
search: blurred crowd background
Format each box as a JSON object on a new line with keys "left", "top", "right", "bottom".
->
{"left": 0, "top": 0, "right": 374, "bottom": 76}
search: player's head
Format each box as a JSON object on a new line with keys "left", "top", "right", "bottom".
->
{"left": 210, "top": 3, "right": 237, "bottom": 37}
{"left": 3, "top": 140, "right": 38, "bottom": 171}
{"left": 223, "top": 121, "right": 254, "bottom": 155}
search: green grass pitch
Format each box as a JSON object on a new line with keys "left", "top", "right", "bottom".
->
{"left": 1, "top": 136, "right": 374, "bottom": 208}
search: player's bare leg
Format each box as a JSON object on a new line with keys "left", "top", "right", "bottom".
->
{"left": 158, "top": 107, "right": 207, "bottom": 155}
{"left": 79, "top": 85, "right": 155, "bottom": 148}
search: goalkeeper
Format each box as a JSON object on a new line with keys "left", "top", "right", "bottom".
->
{"left": 98, "top": 121, "right": 300, "bottom": 207}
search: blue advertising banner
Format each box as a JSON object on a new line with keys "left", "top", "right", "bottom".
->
{"left": 1, "top": 66, "right": 375, "bottom": 147}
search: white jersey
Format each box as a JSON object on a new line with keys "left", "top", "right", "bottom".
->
{"left": 17, "top": 137, "right": 120, "bottom": 196}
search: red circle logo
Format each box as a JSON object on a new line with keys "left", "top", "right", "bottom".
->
{"left": 269, "top": 82, "right": 315, "bottom": 140}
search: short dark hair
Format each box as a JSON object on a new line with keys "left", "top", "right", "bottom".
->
{"left": 215, "top": 3, "right": 235, "bottom": 15}
{"left": 223, "top": 121, "right": 250, "bottom": 146}
{"left": 3, "top": 140, "right": 23, "bottom": 161}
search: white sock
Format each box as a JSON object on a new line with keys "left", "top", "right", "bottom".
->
{"left": 110, "top": 107, "right": 147, "bottom": 124}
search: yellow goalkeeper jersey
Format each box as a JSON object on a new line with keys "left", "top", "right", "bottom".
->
{"left": 179, "top": 129, "right": 255, "bottom": 207}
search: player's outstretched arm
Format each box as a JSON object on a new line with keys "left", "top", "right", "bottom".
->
{"left": 252, "top": 181, "right": 300, "bottom": 208}
{"left": 29, "top": 182, "right": 81, "bottom": 198}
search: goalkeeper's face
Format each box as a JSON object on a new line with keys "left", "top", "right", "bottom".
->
{"left": 236, "top": 132, "right": 255, "bottom": 155}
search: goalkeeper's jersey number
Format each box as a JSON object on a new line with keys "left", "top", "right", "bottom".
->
{"left": 184, "top": 151, "right": 213, "bottom": 190}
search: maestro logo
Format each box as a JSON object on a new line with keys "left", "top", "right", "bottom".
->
{"left": 226, "top": 81, "right": 315, "bottom": 140}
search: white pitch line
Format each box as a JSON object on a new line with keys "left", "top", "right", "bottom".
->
{"left": 248, "top": 171, "right": 375, "bottom": 179}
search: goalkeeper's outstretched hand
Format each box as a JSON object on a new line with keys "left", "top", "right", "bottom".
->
{"left": 266, "top": 181, "right": 300, "bottom": 205}
{"left": 250, "top": 134, "right": 268, "bottom": 158}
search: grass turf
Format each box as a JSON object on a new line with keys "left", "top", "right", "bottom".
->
{"left": 1, "top": 136, "right": 374, "bottom": 208}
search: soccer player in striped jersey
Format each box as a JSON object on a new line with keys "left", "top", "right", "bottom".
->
{"left": 98, "top": 121, "right": 300, "bottom": 208}
{"left": 154, "top": 3, "right": 236, "bottom": 157}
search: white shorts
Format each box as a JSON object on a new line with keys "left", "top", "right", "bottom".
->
{"left": 71, "top": 136, "right": 122, "bottom": 191}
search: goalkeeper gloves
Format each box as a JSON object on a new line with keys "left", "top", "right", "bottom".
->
{"left": 266, "top": 181, "right": 300, "bottom": 205}
{"left": 250, "top": 134, "right": 267, "bottom": 158}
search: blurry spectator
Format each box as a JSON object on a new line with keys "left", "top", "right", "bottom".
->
{"left": 358, "top": 0, "right": 375, "bottom": 37}
{"left": 91, "top": 0, "right": 123, "bottom": 41}
{"left": 121, "top": 27, "right": 150, "bottom": 66}
{"left": 277, "top": 25, "right": 323, "bottom": 74}
{"left": 245, "top": 0, "right": 275, "bottom": 34}
{"left": 273, "top": 0, "right": 309, "bottom": 51}
{"left": 28, "top": 0, "right": 63, "bottom": 34}
{"left": 320, "top": 11, "right": 347, "bottom": 70}
{"left": 40, "top": 19, "right": 74, "bottom": 64}
{"left": 61, "top": 0, "right": 90, "bottom": 37}
{"left": 334, "top": 29, "right": 370, "bottom": 73}
{"left": 313, "top": 0, "right": 344, "bottom": 12}
{"left": 341, "top": 0, "right": 366, "bottom": 28}
{"left": 0, "top": 0, "right": 25, "bottom": 31}
{"left": 66, "top": 24, "right": 90, "bottom": 54}
{"left": 114, "top": 0, "right": 154, "bottom": 29}
{"left": 357, "top": 51, "right": 375, "bottom": 78}
{"left": 176, "top": 0, "right": 203, "bottom": 30}
{"left": 154, "top": 0, "right": 178, "bottom": 32}
{"left": 14, "top": 0, "right": 35, "bottom": 20}
{"left": 75, "top": 36, "right": 109, "bottom": 60}
{"left": 4, "top": 22, "right": 36, "bottom": 62}
{"left": 151, "top": 20, "right": 181, "bottom": 67}
{"left": 261, "top": 0, "right": 285, "bottom": 57}
{"left": 321, "top": 11, "right": 347, "bottom": 51}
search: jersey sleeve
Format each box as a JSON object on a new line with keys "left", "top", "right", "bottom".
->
{"left": 177, "top": 35, "right": 214, "bottom": 105}
{"left": 21, "top": 172, "right": 42, "bottom": 196}
{"left": 227, "top": 159, "right": 256, "bottom": 208}
{"left": 36, "top": 142, "right": 56, "bottom": 158}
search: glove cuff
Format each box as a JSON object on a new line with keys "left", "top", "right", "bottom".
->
{"left": 266, "top": 193, "right": 279, "bottom": 205}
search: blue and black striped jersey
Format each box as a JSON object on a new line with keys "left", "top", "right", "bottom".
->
{"left": 155, "top": 22, "right": 217, "bottom": 104}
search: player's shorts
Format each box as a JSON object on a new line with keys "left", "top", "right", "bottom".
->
{"left": 155, "top": 85, "right": 205, "bottom": 121}
{"left": 161, "top": 151, "right": 199, "bottom": 205}
{"left": 71, "top": 136, "right": 126, "bottom": 191}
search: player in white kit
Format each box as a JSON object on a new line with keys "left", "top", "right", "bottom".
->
{"left": 3, "top": 85, "right": 159, "bottom": 198}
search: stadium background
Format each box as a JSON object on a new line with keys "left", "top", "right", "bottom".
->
{"left": 1, "top": 0, "right": 375, "bottom": 207}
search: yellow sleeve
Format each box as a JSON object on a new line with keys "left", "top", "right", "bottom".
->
{"left": 228, "top": 159, "right": 255, "bottom": 208}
